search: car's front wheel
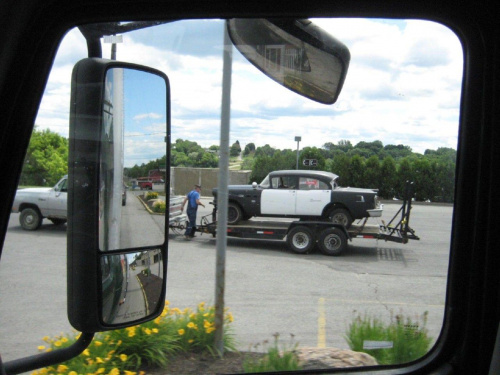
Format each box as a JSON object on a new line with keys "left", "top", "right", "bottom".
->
{"left": 328, "top": 208, "right": 353, "bottom": 228}
{"left": 227, "top": 202, "right": 243, "bottom": 225}
{"left": 19, "top": 207, "right": 42, "bottom": 230}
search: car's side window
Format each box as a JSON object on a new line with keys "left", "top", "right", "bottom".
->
{"left": 299, "top": 177, "right": 324, "bottom": 190}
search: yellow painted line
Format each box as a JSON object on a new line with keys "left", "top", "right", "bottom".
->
{"left": 318, "top": 297, "right": 326, "bottom": 348}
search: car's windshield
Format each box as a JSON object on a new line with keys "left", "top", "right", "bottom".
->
{"left": 1, "top": 18, "right": 461, "bottom": 373}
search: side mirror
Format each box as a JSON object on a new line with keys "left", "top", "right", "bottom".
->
{"left": 68, "top": 58, "right": 170, "bottom": 331}
{"left": 227, "top": 19, "right": 350, "bottom": 104}
{"left": 252, "top": 182, "right": 258, "bottom": 189}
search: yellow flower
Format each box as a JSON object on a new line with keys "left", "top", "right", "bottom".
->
{"left": 56, "top": 365, "right": 69, "bottom": 373}
{"left": 178, "top": 329, "right": 185, "bottom": 335}
{"left": 203, "top": 320, "right": 213, "bottom": 329}
{"left": 96, "top": 368, "right": 105, "bottom": 374}
{"left": 94, "top": 341, "right": 102, "bottom": 347}
{"left": 54, "top": 341, "right": 62, "bottom": 347}
{"left": 108, "top": 368, "right": 119, "bottom": 375}
{"left": 205, "top": 327, "right": 216, "bottom": 334}
{"left": 117, "top": 340, "right": 122, "bottom": 346}
{"left": 42, "top": 336, "right": 51, "bottom": 343}
{"left": 61, "top": 337, "right": 69, "bottom": 343}
{"left": 127, "top": 327, "right": 136, "bottom": 338}
{"left": 152, "top": 328, "right": 159, "bottom": 334}
{"left": 119, "top": 354, "right": 128, "bottom": 362}
{"left": 226, "top": 313, "right": 234, "bottom": 322}
{"left": 188, "top": 339, "right": 194, "bottom": 343}
{"left": 82, "top": 349, "right": 90, "bottom": 356}
{"left": 69, "top": 372, "right": 78, "bottom": 375}
{"left": 86, "top": 359, "right": 94, "bottom": 365}
{"left": 37, "top": 346, "right": 46, "bottom": 351}
{"left": 143, "top": 328, "right": 152, "bottom": 335}
{"left": 187, "top": 322, "right": 198, "bottom": 330}
{"left": 124, "top": 372, "right": 136, "bottom": 375}
{"left": 96, "top": 357, "right": 104, "bottom": 364}
{"left": 39, "top": 369, "right": 48, "bottom": 375}
{"left": 107, "top": 350, "right": 116, "bottom": 358}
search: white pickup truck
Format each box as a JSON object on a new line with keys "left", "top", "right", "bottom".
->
{"left": 11, "top": 176, "right": 186, "bottom": 231}
{"left": 11, "top": 175, "right": 69, "bottom": 230}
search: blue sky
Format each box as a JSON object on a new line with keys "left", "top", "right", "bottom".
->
{"left": 36, "top": 18, "right": 463, "bottom": 167}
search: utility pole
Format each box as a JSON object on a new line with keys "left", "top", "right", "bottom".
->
{"left": 295, "top": 136, "right": 301, "bottom": 169}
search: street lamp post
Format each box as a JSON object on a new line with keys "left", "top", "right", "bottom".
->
{"left": 295, "top": 136, "right": 301, "bottom": 169}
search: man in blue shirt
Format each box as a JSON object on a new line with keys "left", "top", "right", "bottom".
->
{"left": 182, "top": 184, "right": 205, "bottom": 239}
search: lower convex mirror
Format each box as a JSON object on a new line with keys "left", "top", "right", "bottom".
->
{"left": 67, "top": 58, "right": 170, "bottom": 331}
{"left": 101, "top": 250, "right": 164, "bottom": 324}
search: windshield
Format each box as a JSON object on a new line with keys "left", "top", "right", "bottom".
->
{"left": 260, "top": 175, "right": 270, "bottom": 188}
{"left": 1, "top": 18, "right": 461, "bottom": 372}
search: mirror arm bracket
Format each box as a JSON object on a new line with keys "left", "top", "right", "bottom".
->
{"left": 3, "top": 332, "right": 95, "bottom": 375}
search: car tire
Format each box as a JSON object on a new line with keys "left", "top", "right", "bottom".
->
{"left": 227, "top": 202, "right": 243, "bottom": 225}
{"left": 287, "top": 226, "right": 315, "bottom": 254}
{"left": 328, "top": 208, "right": 353, "bottom": 228}
{"left": 20, "top": 207, "right": 42, "bottom": 230}
{"left": 317, "top": 227, "right": 347, "bottom": 256}
{"left": 49, "top": 218, "right": 67, "bottom": 225}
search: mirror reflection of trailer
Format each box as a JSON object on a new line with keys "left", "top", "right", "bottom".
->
{"left": 197, "top": 187, "right": 419, "bottom": 256}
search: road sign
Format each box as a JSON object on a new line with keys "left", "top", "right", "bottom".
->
{"left": 303, "top": 159, "right": 318, "bottom": 166}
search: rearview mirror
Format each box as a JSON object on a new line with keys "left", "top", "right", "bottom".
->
{"left": 68, "top": 58, "right": 170, "bottom": 331}
{"left": 227, "top": 19, "right": 350, "bottom": 104}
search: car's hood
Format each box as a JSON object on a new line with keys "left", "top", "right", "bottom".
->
{"left": 16, "top": 187, "right": 52, "bottom": 195}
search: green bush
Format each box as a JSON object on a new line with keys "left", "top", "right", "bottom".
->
{"left": 243, "top": 333, "right": 301, "bottom": 373}
{"left": 345, "top": 311, "right": 432, "bottom": 365}
{"left": 145, "top": 191, "right": 158, "bottom": 200}
{"left": 32, "top": 301, "right": 236, "bottom": 375}
{"left": 152, "top": 200, "right": 166, "bottom": 213}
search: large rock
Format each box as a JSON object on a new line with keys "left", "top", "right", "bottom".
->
{"left": 296, "top": 347, "right": 378, "bottom": 369}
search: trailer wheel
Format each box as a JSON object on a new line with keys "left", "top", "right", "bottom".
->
{"left": 287, "top": 226, "right": 315, "bottom": 254}
{"left": 328, "top": 208, "right": 352, "bottom": 228}
{"left": 318, "top": 227, "right": 347, "bottom": 256}
{"left": 227, "top": 202, "right": 243, "bottom": 225}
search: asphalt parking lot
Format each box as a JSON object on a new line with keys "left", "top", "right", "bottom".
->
{"left": 0, "top": 197, "right": 452, "bottom": 362}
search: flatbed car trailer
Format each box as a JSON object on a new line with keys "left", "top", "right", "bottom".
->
{"left": 191, "top": 183, "right": 420, "bottom": 256}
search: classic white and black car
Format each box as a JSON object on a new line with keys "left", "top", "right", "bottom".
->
{"left": 213, "top": 170, "right": 383, "bottom": 227}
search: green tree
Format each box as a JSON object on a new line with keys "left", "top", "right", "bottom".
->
{"left": 330, "top": 153, "right": 351, "bottom": 186}
{"left": 379, "top": 156, "right": 397, "bottom": 198}
{"left": 243, "top": 142, "right": 256, "bottom": 156}
{"left": 349, "top": 155, "right": 366, "bottom": 187}
{"left": 230, "top": 140, "right": 241, "bottom": 157}
{"left": 364, "top": 155, "right": 381, "bottom": 189}
{"left": 20, "top": 128, "right": 68, "bottom": 186}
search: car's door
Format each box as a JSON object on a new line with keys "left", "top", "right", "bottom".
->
{"left": 295, "top": 177, "right": 331, "bottom": 215}
{"left": 260, "top": 175, "right": 297, "bottom": 215}
{"left": 45, "top": 177, "right": 68, "bottom": 217}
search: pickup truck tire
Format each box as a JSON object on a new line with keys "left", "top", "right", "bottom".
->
{"left": 287, "top": 226, "right": 315, "bottom": 254}
{"left": 318, "top": 227, "right": 347, "bottom": 256}
{"left": 328, "top": 208, "right": 353, "bottom": 228}
{"left": 20, "top": 207, "right": 42, "bottom": 230}
{"left": 49, "top": 218, "right": 67, "bottom": 225}
{"left": 227, "top": 202, "right": 243, "bottom": 225}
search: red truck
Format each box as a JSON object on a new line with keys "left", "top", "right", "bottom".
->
{"left": 137, "top": 177, "right": 163, "bottom": 190}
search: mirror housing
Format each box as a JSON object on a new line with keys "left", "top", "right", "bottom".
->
{"left": 227, "top": 19, "right": 350, "bottom": 104}
{"left": 68, "top": 58, "right": 170, "bottom": 332}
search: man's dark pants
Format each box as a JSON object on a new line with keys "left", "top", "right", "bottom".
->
{"left": 185, "top": 207, "right": 197, "bottom": 237}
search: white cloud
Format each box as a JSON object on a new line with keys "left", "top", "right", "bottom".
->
{"left": 34, "top": 18, "right": 463, "bottom": 160}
